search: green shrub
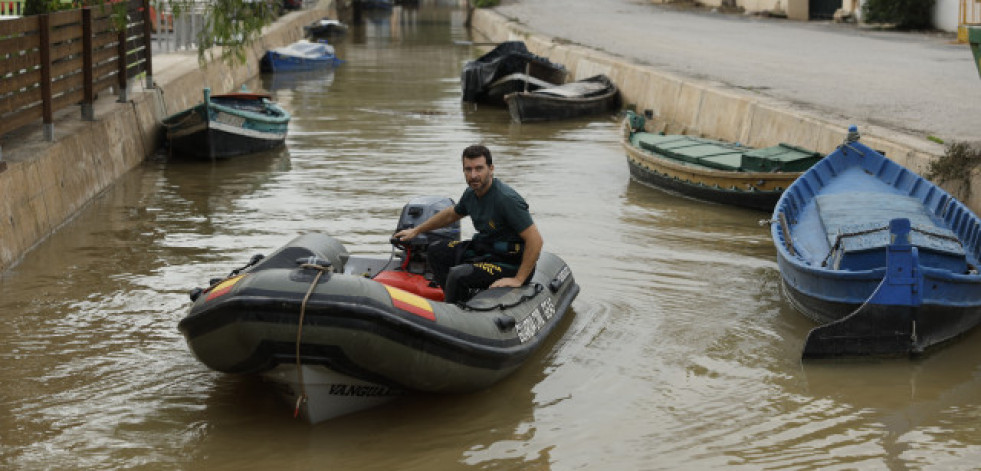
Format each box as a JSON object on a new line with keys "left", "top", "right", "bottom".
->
{"left": 474, "top": 0, "right": 499, "bottom": 7}
{"left": 861, "top": 0, "right": 935, "bottom": 29}
{"left": 926, "top": 141, "right": 981, "bottom": 198}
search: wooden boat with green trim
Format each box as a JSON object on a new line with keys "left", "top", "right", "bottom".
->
{"left": 621, "top": 111, "right": 822, "bottom": 211}
{"left": 178, "top": 196, "right": 580, "bottom": 424}
{"left": 162, "top": 88, "right": 291, "bottom": 160}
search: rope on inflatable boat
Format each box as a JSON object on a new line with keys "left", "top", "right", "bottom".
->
{"left": 293, "top": 262, "right": 333, "bottom": 419}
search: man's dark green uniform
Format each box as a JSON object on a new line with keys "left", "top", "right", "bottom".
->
{"left": 428, "top": 178, "right": 534, "bottom": 303}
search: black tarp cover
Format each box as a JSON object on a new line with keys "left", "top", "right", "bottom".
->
{"left": 460, "top": 41, "right": 566, "bottom": 102}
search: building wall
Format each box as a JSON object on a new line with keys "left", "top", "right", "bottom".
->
{"left": 652, "top": 0, "right": 963, "bottom": 32}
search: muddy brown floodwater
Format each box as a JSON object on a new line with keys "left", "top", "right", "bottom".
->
{"left": 2, "top": 3, "right": 981, "bottom": 469}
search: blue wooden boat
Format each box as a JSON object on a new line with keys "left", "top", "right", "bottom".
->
{"left": 261, "top": 40, "right": 342, "bottom": 73}
{"left": 162, "top": 88, "right": 291, "bottom": 160}
{"left": 771, "top": 126, "right": 981, "bottom": 359}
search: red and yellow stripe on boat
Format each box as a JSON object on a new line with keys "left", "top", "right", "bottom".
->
{"left": 385, "top": 286, "right": 435, "bottom": 321}
{"left": 206, "top": 275, "right": 245, "bottom": 301}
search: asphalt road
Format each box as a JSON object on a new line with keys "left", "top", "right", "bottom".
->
{"left": 494, "top": 0, "right": 980, "bottom": 144}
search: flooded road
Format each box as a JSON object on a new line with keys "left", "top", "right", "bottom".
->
{"left": 3, "top": 3, "right": 981, "bottom": 469}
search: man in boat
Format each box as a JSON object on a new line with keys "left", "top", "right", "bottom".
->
{"left": 394, "top": 144, "right": 543, "bottom": 304}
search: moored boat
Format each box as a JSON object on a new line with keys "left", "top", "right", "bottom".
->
{"left": 461, "top": 41, "right": 567, "bottom": 106}
{"left": 261, "top": 39, "right": 343, "bottom": 73}
{"left": 178, "top": 196, "right": 580, "bottom": 423}
{"left": 621, "top": 111, "right": 822, "bottom": 211}
{"left": 504, "top": 74, "right": 621, "bottom": 123}
{"left": 771, "top": 126, "right": 981, "bottom": 359}
{"left": 303, "top": 18, "right": 348, "bottom": 38}
{"left": 359, "top": 0, "right": 393, "bottom": 9}
{"left": 161, "top": 88, "right": 290, "bottom": 160}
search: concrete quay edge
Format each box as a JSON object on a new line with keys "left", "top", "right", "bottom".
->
{"left": 0, "top": 5, "right": 334, "bottom": 273}
{"left": 470, "top": 9, "right": 980, "bottom": 213}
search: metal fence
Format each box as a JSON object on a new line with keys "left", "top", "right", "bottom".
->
{"left": 148, "top": 0, "right": 207, "bottom": 51}
{"left": 960, "top": 0, "right": 981, "bottom": 42}
{"left": 1, "top": 0, "right": 25, "bottom": 16}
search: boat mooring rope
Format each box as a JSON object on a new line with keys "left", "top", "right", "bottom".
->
{"left": 293, "top": 261, "right": 332, "bottom": 419}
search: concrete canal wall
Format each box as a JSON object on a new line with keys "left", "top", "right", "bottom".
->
{"left": 469, "top": 9, "right": 980, "bottom": 213}
{"left": 0, "top": 5, "right": 334, "bottom": 273}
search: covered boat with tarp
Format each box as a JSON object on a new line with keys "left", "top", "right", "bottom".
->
{"left": 621, "top": 111, "right": 822, "bottom": 211}
{"left": 304, "top": 18, "right": 348, "bottom": 38}
{"left": 261, "top": 39, "right": 343, "bottom": 73}
{"left": 178, "top": 196, "right": 580, "bottom": 423}
{"left": 771, "top": 126, "right": 981, "bottom": 359}
{"left": 461, "top": 41, "right": 567, "bottom": 106}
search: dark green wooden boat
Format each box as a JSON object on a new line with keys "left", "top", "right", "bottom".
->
{"left": 622, "top": 112, "right": 822, "bottom": 211}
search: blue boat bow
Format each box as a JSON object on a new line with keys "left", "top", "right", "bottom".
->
{"left": 772, "top": 126, "right": 981, "bottom": 359}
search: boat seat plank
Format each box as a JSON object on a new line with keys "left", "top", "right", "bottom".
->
{"left": 634, "top": 134, "right": 746, "bottom": 169}
{"left": 741, "top": 144, "right": 823, "bottom": 172}
{"left": 696, "top": 154, "right": 744, "bottom": 171}
{"left": 533, "top": 81, "right": 607, "bottom": 98}
{"left": 490, "top": 73, "right": 554, "bottom": 90}
{"left": 816, "top": 192, "right": 965, "bottom": 256}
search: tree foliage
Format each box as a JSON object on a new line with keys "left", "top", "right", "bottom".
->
{"left": 160, "top": 0, "right": 278, "bottom": 64}
{"left": 23, "top": 0, "right": 277, "bottom": 65}
{"left": 861, "top": 0, "right": 935, "bottom": 29}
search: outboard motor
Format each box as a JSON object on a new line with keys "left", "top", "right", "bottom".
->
{"left": 395, "top": 195, "right": 461, "bottom": 252}
{"left": 376, "top": 196, "right": 461, "bottom": 301}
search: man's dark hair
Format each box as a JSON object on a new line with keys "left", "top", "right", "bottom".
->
{"left": 462, "top": 145, "right": 492, "bottom": 166}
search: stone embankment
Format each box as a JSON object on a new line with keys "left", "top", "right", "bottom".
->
{"left": 0, "top": 4, "right": 334, "bottom": 272}
{"left": 469, "top": 8, "right": 979, "bottom": 211}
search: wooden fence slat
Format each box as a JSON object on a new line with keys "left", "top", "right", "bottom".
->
{"left": 0, "top": 107, "right": 44, "bottom": 137}
{"left": 0, "top": 16, "right": 39, "bottom": 36}
{"left": 0, "top": 51, "right": 40, "bottom": 76}
{"left": 0, "top": 69, "right": 41, "bottom": 96}
{"left": 50, "top": 78, "right": 83, "bottom": 94}
{"left": 93, "top": 74, "right": 118, "bottom": 95}
{"left": 93, "top": 47, "right": 117, "bottom": 63}
{"left": 92, "top": 34, "right": 117, "bottom": 49}
{"left": 50, "top": 26, "right": 82, "bottom": 43}
{"left": 92, "top": 18, "right": 111, "bottom": 31}
{"left": 49, "top": 10, "right": 82, "bottom": 28}
{"left": 51, "top": 56, "right": 83, "bottom": 77}
{"left": 0, "top": 87, "right": 41, "bottom": 115}
{"left": 93, "top": 61, "right": 118, "bottom": 80}
{"left": 51, "top": 87, "right": 85, "bottom": 111}
{"left": 50, "top": 41, "right": 84, "bottom": 61}
{"left": 0, "top": 33, "right": 40, "bottom": 53}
